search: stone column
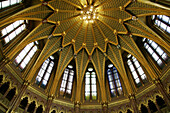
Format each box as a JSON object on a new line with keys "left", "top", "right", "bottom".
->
{"left": 74, "top": 101, "right": 81, "bottom": 113}
{"left": 102, "top": 101, "right": 108, "bottom": 113}
{"left": 154, "top": 78, "right": 170, "bottom": 110}
{"left": 24, "top": 102, "right": 30, "bottom": 113}
{"left": 128, "top": 94, "right": 140, "bottom": 113}
{"left": 1, "top": 88, "right": 10, "bottom": 100}
{"left": 154, "top": 101, "right": 162, "bottom": 113}
{"left": 7, "top": 81, "right": 29, "bottom": 113}
{"left": 9, "top": 95, "right": 17, "bottom": 106}
{"left": 44, "top": 95, "right": 54, "bottom": 113}
{"left": 147, "top": 105, "right": 151, "bottom": 113}
{"left": 33, "top": 106, "right": 37, "bottom": 113}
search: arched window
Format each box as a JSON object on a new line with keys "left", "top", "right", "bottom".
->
{"left": 127, "top": 54, "right": 147, "bottom": 87}
{"left": 143, "top": 38, "right": 168, "bottom": 67}
{"left": 156, "top": 95, "right": 166, "bottom": 109}
{"left": 148, "top": 100, "right": 158, "bottom": 112}
{"left": 140, "top": 104, "right": 148, "bottom": 113}
{"left": 85, "top": 67, "right": 97, "bottom": 100}
{"left": 51, "top": 110, "right": 56, "bottom": 113}
{"left": 152, "top": 15, "right": 170, "bottom": 33}
{"left": 107, "top": 64, "right": 123, "bottom": 97}
{"left": 35, "top": 56, "right": 55, "bottom": 88}
{"left": 1, "top": 20, "right": 28, "bottom": 44}
{"left": 60, "top": 65, "right": 74, "bottom": 96}
{"left": 0, "top": 0, "right": 22, "bottom": 9}
{"left": 36, "top": 105, "right": 43, "bottom": 113}
{"left": 27, "top": 101, "right": 36, "bottom": 113}
{"left": 6, "top": 88, "right": 16, "bottom": 101}
{"left": 19, "top": 97, "right": 28, "bottom": 110}
{"left": 127, "top": 109, "right": 132, "bottom": 113}
{"left": 0, "top": 82, "right": 9, "bottom": 95}
{"left": 14, "top": 41, "right": 38, "bottom": 70}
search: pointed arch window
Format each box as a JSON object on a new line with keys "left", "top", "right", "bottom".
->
{"left": 0, "top": 0, "right": 22, "bottom": 9}
{"left": 152, "top": 15, "right": 170, "bottom": 33}
{"left": 60, "top": 65, "right": 74, "bottom": 96}
{"left": 143, "top": 38, "right": 168, "bottom": 67}
{"left": 14, "top": 41, "right": 38, "bottom": 70}
{"left": 107, "top": 64, "right": 123, "bottom": 97}
{"left": 85, "top": 68, "right": 97, "bottom": 100}
{"left": 1, "top": 20, "right": 28, "bottom": 44}
{"left": 127, "top": 54, "right": 147, "bottom": 87}
{"left": 35, "top": 56, "right": 55, "bottom": 88}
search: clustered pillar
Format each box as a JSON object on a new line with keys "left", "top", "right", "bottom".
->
{"left": 74, "top": 101, "right": 81, "bottom": 113}
{"left": 102, "top": 101, "right": 108, "bottom": 113}
{"left": 128, "top": 94, "right": 139, "bottom": 113}
{"left": 45, "top": 95, "right": 54, "bottom": 113}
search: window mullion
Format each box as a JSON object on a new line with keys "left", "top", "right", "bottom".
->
{"left": 144, "top": 40, "right": 166, "bottom": 65}
{"left": 17, "top": 45, "right": 35, "bottom": 67}
{"left": 90, "top": 72, "right": 92, "bottom": 100}
{"left": 130, "top": 58, "right": 144, "bottom": 85}
{"left": 111, "top": 68, "right": 119, "bottom": 96}
{"left": 157, "top": 17, "right": 170, "bottom": 27}
{"left": 64, "top": 69, "right": 70, "bottom": 96}
{"left": 38, "top": 60, "right": 51, "bottom": 86}
{"left": 147, "top": 42, "right": 167, "bottom": 64}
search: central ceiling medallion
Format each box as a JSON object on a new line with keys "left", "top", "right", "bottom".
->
{"left": 80, "top": 5, "right": 99, "bottom": 23}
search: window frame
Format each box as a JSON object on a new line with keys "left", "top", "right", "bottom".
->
{"left": 14, "top": 41, "right": 38, "bottom": 70}
{"left": 60, "top": 65, "right": 75, "bottom": 97}
{"left": 143, "top": 38, "right": 168, "bottom": 68}
{"left": 1, "top": 20, "right": 28, "bottom": 45}
{"left": 85, "top": 67, "right": 97, "bottom": 101}
{"left": 35, "top": 56, "right": 55, "bottom": 89}
{"left": 107, "top": 64, "right": 123, "bottom": 97}
{"left": 126, "top": 54, "right": 147, "bottom": 87}
{"left": 152, "top": 15, "right": 170, "bottom": 34}
{"left": 0, "top": 0, "right": 22, "bottom": 9}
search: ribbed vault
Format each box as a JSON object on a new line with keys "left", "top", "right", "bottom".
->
{"left": 0, "top": 0, "right": 170, "bottom": 101}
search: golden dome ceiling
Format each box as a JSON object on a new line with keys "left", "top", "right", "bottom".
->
{"left": 1, "top": 0, "right": 169, "bottom": 96}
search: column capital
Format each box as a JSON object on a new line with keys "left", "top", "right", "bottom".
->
{"left": 101, "top": 101, "right": 108, "bottom": 113}
{"left": 101, "top": 101, "right": 108, "bottom": 107}
{"left": 23, "top": 80, "right": 30, "bottom": 86}
{"left": 74, "top": 101, "right": 81, "bottom": 107}
{"left": 47, "top": 95, "right": 54, "bottom": 100}
{"left": 128, "top": 93, "right": 136, "bottom": 100}
{"left": 152, "top": 78, "right": 161, "bottom": 84}
{"left": 74, "top": 101, "right": 81, "bottom": 113}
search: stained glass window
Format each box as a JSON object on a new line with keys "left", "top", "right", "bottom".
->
{"left": 14, "top": 41, "right": 38, "bottom": 70}
{"left": 35, "top": 56, "right": 54, "bottom": 88}
{"left": 0, "top": 0, "right": 22, "bottom": 9}
{"left": 85, "top": 68, "right": 97, "bottom": 100}
{"left": 143, "top": 38, "right": 168, "bottom": 67}
{"left": 60, "top": 65, "right": 74, "bottom": 96}
{"left": 1, "top": 20, "right": 28, "bottom": 44}
{"left": 152, "top": 15, "right": 170, "bottom": 33}
{"left": 107, "top": 64, "right": 123, "bottom": 97}
{"left": 127, "top": 54, "right": 147, "bottom": 87}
